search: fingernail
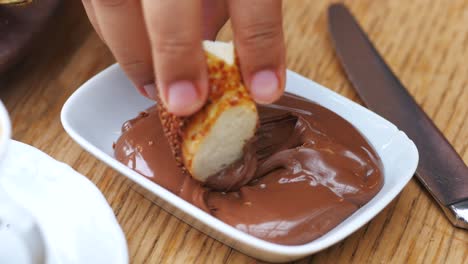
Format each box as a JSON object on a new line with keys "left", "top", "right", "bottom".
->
{"left": 143, "top": 83, "right": 156, "bottom": 99}
{"left": 167, "top": 81, "right": 200, "bottom": 115}
{"left": 250, "top": 70, "right": 280, "bottom": 104}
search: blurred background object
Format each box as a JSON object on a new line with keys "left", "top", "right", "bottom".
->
{"left": 0, "top": 0, "right": 61, "bottom": 75}
{"left": 0, "top": 0, "right": 32, "bottom": 5}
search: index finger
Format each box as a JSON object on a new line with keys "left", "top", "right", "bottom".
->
{"left": 142, "top": 0, "right": 208, "bottom": 116}
{"left": 228, "top": 0, "right": 285, "bottom": 104}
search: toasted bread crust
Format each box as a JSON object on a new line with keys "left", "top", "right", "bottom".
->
{"left": 158, "top": 42, "right": 258, "bottom": 180}
{"left": 182, "top": 53, "right": 257, "bottom": 170}
{"left": 157, "top": 97, "right": 188, "bottom": 172}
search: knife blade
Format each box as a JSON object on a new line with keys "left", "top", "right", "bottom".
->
{"left": 328, "top": 3, "right": 468, "bottom": 229}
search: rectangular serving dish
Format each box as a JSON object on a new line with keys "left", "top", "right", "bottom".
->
{"left": 61, "top": 64, "right": 418, "bottom": 262}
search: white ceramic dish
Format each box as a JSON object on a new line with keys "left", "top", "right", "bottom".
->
{"left": 61, "top": 64, "right": 418, "bottom": 262}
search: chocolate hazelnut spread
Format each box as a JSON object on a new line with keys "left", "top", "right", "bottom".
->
{"left": 114, "top": 94, "right": 384, "bottom": 245}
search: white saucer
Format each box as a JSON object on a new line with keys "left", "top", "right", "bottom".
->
{"left": 0, "top": 140, "right": 128, "bottom": 264}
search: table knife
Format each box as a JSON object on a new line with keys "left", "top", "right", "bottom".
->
{"left": 328, "top": 3, "right": 468, "bottom": 229}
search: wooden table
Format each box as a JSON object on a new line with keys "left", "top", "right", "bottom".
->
{"left": 1, "top": 0, "right": 467, "bottom": 263}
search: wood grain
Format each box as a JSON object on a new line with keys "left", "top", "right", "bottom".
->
{"left": 0, "top": 0, "right": 467, "bottom": 263}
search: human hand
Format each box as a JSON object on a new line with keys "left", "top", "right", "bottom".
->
{"left": 83, "top": 0, "right": 285, "bottom": 116}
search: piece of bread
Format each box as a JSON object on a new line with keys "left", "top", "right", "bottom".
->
{"left": 158, "top": 41, "right": 258, "bottom": 183}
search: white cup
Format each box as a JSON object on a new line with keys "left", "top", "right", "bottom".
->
{"left": 0, "top": 100, "right": 47, "bottom": 264}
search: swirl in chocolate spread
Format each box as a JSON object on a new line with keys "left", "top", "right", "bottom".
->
{"left": 114, "top": 94, "right": 384, "bottom": 245}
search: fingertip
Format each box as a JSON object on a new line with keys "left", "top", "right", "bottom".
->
{"left": 166, "top": 80, "right": 205, "bottom": 116}
{"left": 249, "top": 70, "right": 283, "bottom": 104}
{"left": 142, "top": 83, "right": 156, "bottom": 99}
